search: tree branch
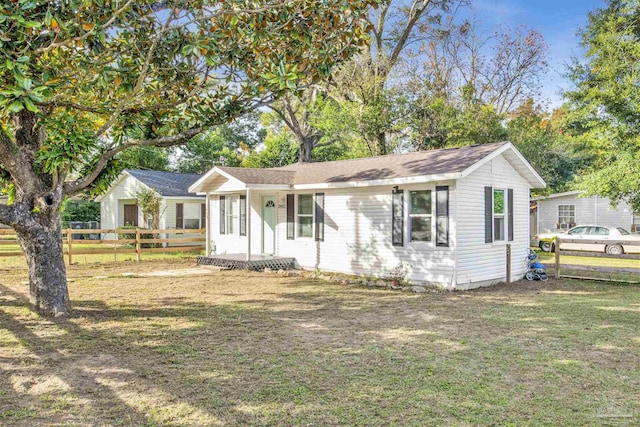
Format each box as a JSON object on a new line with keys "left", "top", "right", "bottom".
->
{"left": 64, "top": 128, "right": 204, "bottom": 196}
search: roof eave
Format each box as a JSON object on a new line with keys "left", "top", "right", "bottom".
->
{"left": 460, "top": 142, "right": 547, "bottom": 189}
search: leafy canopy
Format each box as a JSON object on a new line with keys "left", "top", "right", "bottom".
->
{"left": 564, "top": 0, "right": 640, "bottom": 210}
{"left": 0, "top": 0, "right": 377, "bottom": 200}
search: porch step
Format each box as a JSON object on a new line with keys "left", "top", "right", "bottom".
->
{"left": 196, "top": 255, "right": 296, "bottom": 271}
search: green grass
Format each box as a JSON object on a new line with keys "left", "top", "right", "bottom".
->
{"left": 1, "top": 259, "right": 639, "bottom": 426}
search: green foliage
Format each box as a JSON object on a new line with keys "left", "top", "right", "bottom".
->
{"left": 176, "top": 112, "right": 266, "bottom": 173}
{"left": 0, "top": 0, "right": 378, "bottom": 195}
{"left": 506, "top": 101, "right": 583, "bottom": 194}
{"left": 118, "top": 147, "right": 171, "bottom": 171}
{"left": 564, "top": 0, "right": 640, "bottom": 210}
{"left": 242, "top": 130, "right": 298, "bottom": 168}
{"left": 61, "top": 200, "right": 100, "bottom": 225}
{"left": 134, "top": 188, "right": 163, "bottom": 230}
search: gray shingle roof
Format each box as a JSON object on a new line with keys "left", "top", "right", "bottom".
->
{"left": 274, "top": 141, "right": 508, "bottom": 184}
{"left": 205, "top": 142, "right": 508, "bottom": 187}
{"left": 126, "top": 170, "right": 203, "bottom": 197}
{"left": 216, "top": 167, "right": 296, "bottom": 185}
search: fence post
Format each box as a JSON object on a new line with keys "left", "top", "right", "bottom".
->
{"left": 555, "top": 238, "right": 561, "bottom": 279}
{"left": 66, "top": 228, "right": 73, "bottom": 265}
{"left": 136, "top": 228, "right": 141, "bottom": 262}
{"left": 506, "top": 243, "right": 511, "bottom": 285}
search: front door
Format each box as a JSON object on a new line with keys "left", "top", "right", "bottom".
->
{"left": 124, "top": 204, "right": 138, "bottom": 227}
{"left": 262, "top": 196, "right": 276, "bottom": 255}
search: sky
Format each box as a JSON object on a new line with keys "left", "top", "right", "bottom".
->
{"left": 469, "top": 0, "right": 606, "bottom": 110}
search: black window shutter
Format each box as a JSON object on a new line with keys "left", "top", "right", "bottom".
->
{"left": 239, "top": 195, "right": 247, "bottom": 236}
{"left": 219, "top": 196, "right": 226, "bottom": 235}
{"left": 392, "top": 189, "right": 404, "bottom": 246}
{"left": 176, "top": 203, "right": 184, "bottom": 229}
{"left": 484, "top": 187, "right": 493, "bottom": 243}
{"left": 315, "top": 193, "right": 325, "bottom": 241}
{"left": 200, "top": 203, "right": 206, "bottom": 230}
{"left": 286, "top": 194, "right": 295, "bottom": 240}
{"left": 508, "top": 188, "right": 514, "bottom": 241}
{"left": 436, "top": 186, "right": 449, "bottom": 247}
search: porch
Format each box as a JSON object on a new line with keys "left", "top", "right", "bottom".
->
{"left": 197, "top": 254, "right": 296, "bottom": 271}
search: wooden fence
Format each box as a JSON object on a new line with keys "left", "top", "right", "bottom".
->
{"left": 550, "top": 238, "right": 640, "bottom": 283}
{"left": 0, "top": 228, "right": 205, "bottom": 264}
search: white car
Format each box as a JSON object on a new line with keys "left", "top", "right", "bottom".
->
{"left": 533, "top": 225, "right": 640, "bottom": 254}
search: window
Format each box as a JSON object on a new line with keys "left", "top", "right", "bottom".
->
{"left": 226, "top": 196, "right": 238, "bottom": 235}
{"left": 184, "top": 219, "right": 199, "bottom": 229}
{"left": 297, "top": 194, "right": 313, "bottom": 238}
{"left": 633, "top": 212, "right": 640, "bottom": 233}
{"left": 617, "top": 227, "right": 630, "bottom": 236}
{"left": 176, "top": 203, "right": 203, "bottom": 230}
{"left": 588, "top": 226, "right": 609, "bottom": 236}
{"left": 567, "top": 226, "right": 587, "bottom": 235}
{"left": 558, "top": 205, "right": 575, "bottom": 230}
{"left": 409, "top": 190, "right": 432, "bottom": 242}
{"left": 493, "top": 189, "right": 505, "bottom": 241}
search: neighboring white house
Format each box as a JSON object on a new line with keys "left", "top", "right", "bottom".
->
{"left": 97, "top": 170, "right": 205, "bottom": 238}
{"left": 535, "top": 191, "right": 638, "bottom": 234}
{"left": 190, "top": 141, "right": 546, "bottom": 290}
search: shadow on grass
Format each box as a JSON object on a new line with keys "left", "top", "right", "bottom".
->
{"left": 1, "top": 276, "right": 639, "bottom": 426}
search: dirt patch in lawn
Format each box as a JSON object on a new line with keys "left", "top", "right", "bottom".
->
{"left": 1, "top": 258, "right": 639, "bottom": 426}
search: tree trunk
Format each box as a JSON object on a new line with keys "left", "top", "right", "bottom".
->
{"left": 15, "top": 216, "right": 70, "bottom": 317}
{"left": 299, "top": 138, "right": 313, "bottom": 163}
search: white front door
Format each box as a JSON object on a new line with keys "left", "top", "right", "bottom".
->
{"left": 262, "top": 196, "right": 276, "bottom": 255}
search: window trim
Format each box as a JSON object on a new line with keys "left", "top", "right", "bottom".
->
{"left": 557, "top": 204, "right": 575, "bottom": 230}
{"left": 296, "top": 193, "right": 314, "bottom": 239}
{"left": 224, "top": 195, "right": 239, "bottom": 236}
{"left": 408, "top": 189, "right": 433, "bottom": 243}
{"left": 493, "top": 188, "right": 506, "bottom": 243}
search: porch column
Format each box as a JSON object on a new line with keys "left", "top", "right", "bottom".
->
{"left": 205, "top": 193, "right": 210, "bottom": 255}
{"left": 246, "top": 188, "right": 251, "bottom": 261}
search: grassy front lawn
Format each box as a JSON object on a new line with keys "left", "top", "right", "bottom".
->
{"left": 1, "top": 259, "right": 639, "bottom": 426}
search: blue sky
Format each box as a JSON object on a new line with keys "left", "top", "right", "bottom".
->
{"left": 469, "top": 0, "right": 605, "bottom": 109}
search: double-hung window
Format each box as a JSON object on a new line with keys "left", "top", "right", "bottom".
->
{"left": 493, "top": 189, "right": 505, "bottom": 241}
{"left": 297, "top": 194, "right": 314, "bottom": 238}
{"left": 558, "top": 205, "right": 575, "bottom": 230}
{"left": 409, "top": 190, "right": 432, "bottom": 242}
{"left": 225, "top": 196, "right": 239, "bottom": 235}
{"left": 485, "top": 187, "right": 513, "bottom": 243}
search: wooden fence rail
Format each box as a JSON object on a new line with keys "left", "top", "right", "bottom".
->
{"left": 548, "top": 238, "right": 640, "bottom": 283}
{"left": 0, "top": 228, "right": 205, "bottom": 264}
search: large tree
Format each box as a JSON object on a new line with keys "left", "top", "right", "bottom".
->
{"left": 273, "top": 0, "right": 464, "bottom": 162}
{"left": 0, "top": 0, "right": 376, "bottom": 317}
{"left": 564, "top": 0, "right": 640, "bottom": 210}
{"left": 175, "top": 111, "right": 265, "bottom": 173}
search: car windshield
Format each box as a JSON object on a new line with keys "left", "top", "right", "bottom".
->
{"left": 617, "top": 227, "right": 630, "bottom": 235}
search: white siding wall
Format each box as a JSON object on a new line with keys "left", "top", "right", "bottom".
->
{"left": 100, "top": 175, "right": 148, "bottom": 238}
{"left": 455, "top": 155, "right": 531, "bottom": 288}
{"left": 207, "top": 153, "right": 534, "bottom": 289}
{"left": 211, "top": 183, "right": 457, "bottom": 286}
{"left": 100, "top": 174, "right": 204, "bottom": 238}
{"left": 538, "top": 195, "right": 634, "bottom": 233}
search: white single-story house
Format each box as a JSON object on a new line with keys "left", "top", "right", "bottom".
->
{"left": 189, "top": 141, "right": 546, "bottom": 289}
{"left": 535, "top": 190, "right": 639, "bottom": 234}
{"left": 97, "top": 170, "right": 205, "bottom": 238}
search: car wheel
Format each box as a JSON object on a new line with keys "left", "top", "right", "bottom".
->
{"left": 540, "top": 241, "right": 552, "bottom": 252}
{"left": 606, "top": 244, "right": 623, "bottom": 255}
